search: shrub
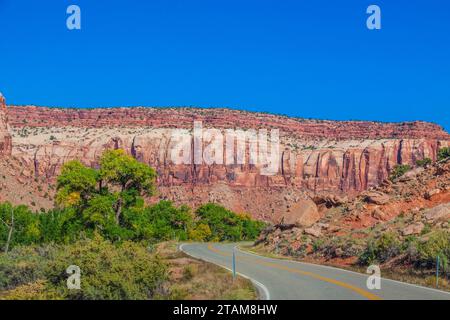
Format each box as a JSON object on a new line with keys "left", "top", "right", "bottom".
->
{"left": 389, "top": 164, "right": 411, "bottom": 181}
{"left": 438, "top": 147, "right": 450, "bottom": 161}
{"left": 0, "top": 245, "right": 51, "bottom": 291}
{"left": 415, "top": 231, "right": 450, "bottom": 271}
{"left": 312, "top": 239, "right": 325, "bottom": 252}
{"left": 359, "top": 232, "right": 401, "bottom": 265}
{"left": 416, "top": 158, "right": 432, "bottom": 167}
{"left": 0, "top": 236, "right": 169, "bottom": 300}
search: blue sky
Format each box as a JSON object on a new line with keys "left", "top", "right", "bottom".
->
{"left": 0, "top": 0, "right": 449, "bottom": 130}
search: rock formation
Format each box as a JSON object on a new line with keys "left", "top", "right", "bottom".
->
{"left": 1, "top": 105, "right": 449, "bottom": 221}
{"left": 0, "top": 93, "right": 12, "bottom": 157}
{"left": 256, "top": 156, "right": 450, "bottom": 263}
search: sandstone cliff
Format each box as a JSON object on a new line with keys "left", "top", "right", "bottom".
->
{"left": 1, "top": 105, "right": 449, "bottom": 222}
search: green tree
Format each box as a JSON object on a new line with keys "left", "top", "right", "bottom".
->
{"left": 56, "top": 160, "right": 98, "bottom": 208}
{"left": 82, "top": 194, "right": 117, "bottom": 228}
{"left": 0, "top": 203, "right": 40, "bottom": 250}
{"left": 188, "top": 223, "right": 212, "bottom": 241}
{"left": 99, "top": 150, "right": 156, "bottom": 224}
{"left": 143, "top": 201, "right": 192, "bottom": 241}
{"left": 195, "top": 203, "right": 265, "bottom": 241}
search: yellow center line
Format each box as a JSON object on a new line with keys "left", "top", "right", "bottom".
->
{"left": 206, "top": 243, "right": 382, "bottom": 301}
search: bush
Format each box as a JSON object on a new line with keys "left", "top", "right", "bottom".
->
{"left": 415, "top": 231, "right": 450, "bottom": 271}
{"left": 389, "top": 164, "right": 411, "bottom": 181}
{"left": 438, "top": 147, "right": 450, "bottom": 161}
{"left": 0, "top": 236, "right": 169, "bottom": 300}
{"left": 0, "top": 245, "right": 51, "bottom": 291}
{"left": 359, "top": 232, "right": 401, "bottom": 265}
{"left": 416, "top": 158, "right": 432, "bottom": 167}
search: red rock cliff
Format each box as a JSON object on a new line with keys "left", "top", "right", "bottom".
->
{"left": 7, "top": 106, "right": 450, "bottom": 194}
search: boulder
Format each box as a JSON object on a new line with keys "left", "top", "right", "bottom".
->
{"left": 364, "top": 192, "right": 390, "bottom": 205}
{"left": 424, "top": 204, "right": 450, "bottom": 222}
{"left": 402, "top": 222, "right": 425, "bottom": 236}
{"left": 304, "top": 226, "right": 322, "bottom": 238}
{"left": 424, "top": 189, "right": 441, "bottom": 200}
{"left": 279, "top": 199, "right": 320, "bottom": 227}
{"left": 372, "top": 207, "right": 386, "bottom": 220}
{"left": 399, "top": 167, "right": 424, "bottom": 181}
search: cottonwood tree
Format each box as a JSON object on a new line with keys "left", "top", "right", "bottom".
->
{"left": 99, "top": 150, "right": 156, "bottom": 224}
{"left": 56, "top": 150, "right": 156, "bottom": 226}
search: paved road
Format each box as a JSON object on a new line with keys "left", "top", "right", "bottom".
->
{"left": 180, "top": 242, "right": 450, "bottom": 300}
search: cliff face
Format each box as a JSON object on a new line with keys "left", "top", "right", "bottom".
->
{"left": 2, "top": 105, "right": 449, "bottom": 220}
{"left": 0, "top": 94, "right": 12, "bottom": 157}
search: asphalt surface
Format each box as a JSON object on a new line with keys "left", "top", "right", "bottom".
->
{"left": 180, "top": 242, "right": 450, "bottom": 300}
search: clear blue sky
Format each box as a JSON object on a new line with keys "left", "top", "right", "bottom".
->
{"left": 0, "top": 0, "right": 449, "bottom": 130}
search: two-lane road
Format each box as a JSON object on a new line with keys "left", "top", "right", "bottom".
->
{"left": 180, "top": 243, "right": 450, "bottom": 300}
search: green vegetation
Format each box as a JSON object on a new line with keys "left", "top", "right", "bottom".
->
{"left": 1, "top": 150, "right": 264, "bottom": 250}
{"left": 415, "top": 231, "right": 450, "bottom": 271}
{"left": 359, "top": 231, "right": 450, "bottom": 272}
{"left": 438, "top": 147, "right": 450, "bottom": 161}
{"left": 359, "top": 232, "right": 401, "bottom": 265}
{"left": 195, "top": 203, "right": 266, "bottom": 242}
{"left": 0, "top": 236, "right": 167, "bottom": 300}
{"left": 416, "top": 157, "right": 432, "bottom": 167}
{"left": 389, "top": 164, "right": 411, "bottom": 181}
{"left": 0, "top": 149, "right": 265, "bottom": 300}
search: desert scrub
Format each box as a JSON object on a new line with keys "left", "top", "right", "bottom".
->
{"left": 437, "top": 147, "right": 450, "bottom": 161}
{"left": 414, "top": 231, "right": 450, "bottom": 271}
{"left": 359, "top": 232, "right": 401, "bottom": 265}
{"left": 389, "top": 164, "right": 411, "bottom": 181}
{"left": 416, "top": 158, "right": 432, "bottom": 167}
{"left": 0, "top": 245, "right": 51, "bottom": 291}
{"left": 0, "top": 235, "right": 168, "bottom": 300}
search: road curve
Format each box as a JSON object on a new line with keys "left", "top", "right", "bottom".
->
{"left": 180, "top": 242, "right": 450, "bottom": 300}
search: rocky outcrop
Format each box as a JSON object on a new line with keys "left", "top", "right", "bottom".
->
{"left": 278, "top": 199, "right": 320, "bottom": 227}
{"left": 424, "top": 204, "right": 450, "bottom": 222}
{"left": 2, "top": 105, "right": 450, "bottom": 221}
{"left": 257, "top": 158, "right": 450, "bottom": 262}
{"left": 402, "top": 222, "right": 425, "bottom": 236}
{"left": 0, "top": 93, "right": 12, "bottom": 157}
{"left": 7, "top": 106, "right": 450, "bottom": 194}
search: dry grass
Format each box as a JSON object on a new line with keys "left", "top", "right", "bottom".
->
{"left": 156, "top": 242, "right": 258, "bottom": 300}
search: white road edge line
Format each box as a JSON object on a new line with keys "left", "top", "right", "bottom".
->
{"left": 235, "top": 244, "right": 450, "bottom": 296}
{"left": 179, "top": 243, "right": 271, "bottom": 300}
